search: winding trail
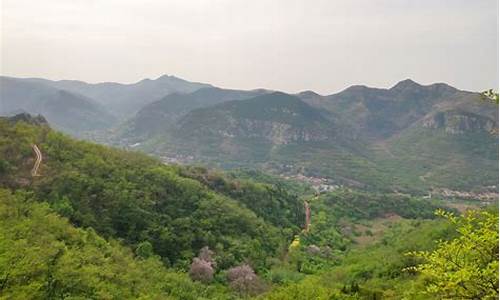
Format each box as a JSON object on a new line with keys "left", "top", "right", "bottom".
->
{"left": 31, "top": 144, "right": 42, "bottom": 177}
{"left": 304, "top": 201, "right": 311, "bottom": 232}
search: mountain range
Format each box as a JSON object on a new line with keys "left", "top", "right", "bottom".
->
{"left": 1, "top": 74, "right": 210, "bottom": 119}
{"left": 1, "top": 75, "right": 497, "bottom": 194}
{"left": 0, "top": 76, "right": 115, "bottom": 135}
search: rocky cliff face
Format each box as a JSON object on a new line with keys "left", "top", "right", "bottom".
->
{"left": 422, "top": 110, "right": 497, "bottom": 134}
{"left": 217, "top": 118, "right": 329, "bottom": 145}
{"left": 173, "top": 92, "right": 334, "bottom": 146}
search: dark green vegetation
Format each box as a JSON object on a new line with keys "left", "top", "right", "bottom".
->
{"left": 0, "top": 115, "right": 497, "bottom": 299}
{"left": 121, "top": 79, "right": 498, "bottom": 194}
{"left": 0, "top": 117, "right": 301, "bottom": 271}
{"left": 0, "top": 189, "right": 230, "bottom": 299}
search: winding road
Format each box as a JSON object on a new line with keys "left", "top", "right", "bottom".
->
{"left": 31, "top": 144, "right": 42, "bottom": 177}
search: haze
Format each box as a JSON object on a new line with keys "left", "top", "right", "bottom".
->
{"left": 1, "top": 0, "right": 498, "bottom": 94}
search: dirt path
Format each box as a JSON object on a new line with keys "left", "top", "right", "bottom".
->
{"left": 31, "top": 144, "right": 42, "bottom": 177}
{"left": 304, "top": 201, "right": 311, "bottom": 232}
{"left": 303, "top": 195, "right": 319, "bottom": 232}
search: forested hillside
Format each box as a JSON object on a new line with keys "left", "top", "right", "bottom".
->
{"left": 0, "top": 115, "right": 497, "bottom": 299}
{"left": 0, "top": 189, "right": 231, "bottom": 299}
{"left": 119, "top": 80, "right": 498, "bottom": 195}
{"left": 0, "top": 116, "right": 302, "bottom": 271}
{"left": 2, "top": 75, "right": 497, "bottom": 195}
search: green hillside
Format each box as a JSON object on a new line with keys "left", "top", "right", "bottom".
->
{"left": 0, "top": 117, "right": 301, "bottom": 271}
{"left": 0, "top": 189, "right": 230, "bottom": 299}
{"left": 0, "top": 114, "right": 496, "bottom": 299}
{"left": 124, "top": 81, "right": 498, "bottom": 195}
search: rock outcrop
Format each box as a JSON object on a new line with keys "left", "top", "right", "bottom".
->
{"left": 422, "top": 110, "right": 496, "bottom": 134}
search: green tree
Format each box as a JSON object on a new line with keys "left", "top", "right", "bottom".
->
{"left": 135, "top": 241, "right": 154, "bottom": 259}
{"left": 481, "top": 89, "right": 499, "bottom": 104}
{"left": 410, "top": 209, "right": 499, "bottom": 299}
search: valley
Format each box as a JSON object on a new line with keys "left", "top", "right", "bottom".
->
{"left": 1, "top": 1, "right": 498, "bottom": 298}
{"left": 0, "top": 76, "right": 498, "bottom": 299}
{"left": 106, "top": 78, "right": 497, "bottom": 197}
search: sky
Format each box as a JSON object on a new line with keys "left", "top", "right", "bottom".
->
{"left": 1, "top": 0, "right": 498, "bottom": 94}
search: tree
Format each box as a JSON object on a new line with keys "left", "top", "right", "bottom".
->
{"left": 410, "top": 209, "right": 499, "bottom": 299}
{"left": 481, "top": 89, "right": 499, "bottom": 104}
{"left": 189, "top": 258, "right": 214, "bottom": 283}
{"left": 226, "top": 264, "right": 266, "bottom": 296}
{"left": 135, "top": 241, "right": 154, "bottom": 259}
{"left": 189, "top": 247, "right": 216, "bottom": 283}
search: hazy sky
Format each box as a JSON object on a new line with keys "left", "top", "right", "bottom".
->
{"left": 1, "top": 0, "right": 498, "bottom": 94}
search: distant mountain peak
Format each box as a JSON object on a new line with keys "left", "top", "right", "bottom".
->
{"left": 156, "top": 74, "right": 189, "bottom": 83}
{"left": 156, "top": 74, "right": 174, "bottom": 80}
{"left": 390, "top": 79, "right": 422, "bottom": 90}
{"left": 297, "top": 90, "right": 321, "bottom": 97}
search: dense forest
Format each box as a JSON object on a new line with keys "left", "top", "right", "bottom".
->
{"left": 0, "top": 116, "right": 498, "bottom": 299}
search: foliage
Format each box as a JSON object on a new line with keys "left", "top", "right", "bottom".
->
{"left": 317, "top": 189, "right": 444, "bottom": 221}
{"left": 2, "top": 117, "right": 497, "bottom": 299}
{"left": 180, "top": 166, "right": 304, "bottom": 231}
{"left": 410, "top": 209, "right": 499, "bottom": 299}
{"left": 482, "top": 89, "right": 499, "bottom": 104}
{"left": 262, "top": 218, "right": 456, "bottom": 299}
{"left": 0, "top": 189, "right": 231, "bottom": 299}
{"left": 0, "top": 119, "right": 291, "bottom": 271}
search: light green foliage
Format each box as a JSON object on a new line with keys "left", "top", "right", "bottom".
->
{"left": 0, "top": 119, "right": 291, "bottom": 271}
{"left": 260, "top": 276, "right": 341, "bottom": 300}
{"left": 1, "top": 117, "right": 497, "bottom": 299}
{"left": 0, "top": 189, "right": 230, "bottom": 299}
{"left": 482, "top": 89, "right": 499, "bottom": 104}
{"left": 262, "top": 218, "right": 455, "bottom": 299}
{"left": 411, "top": 209, "right": 499, "bottom": 299}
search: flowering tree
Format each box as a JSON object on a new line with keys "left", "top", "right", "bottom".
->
{"left": 189, "top": 246, "right": 216, "bottom": 283}
{"left": 227, "top": 264, "right": 266, "bottom": 295}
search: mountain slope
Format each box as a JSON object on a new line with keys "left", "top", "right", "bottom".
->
{"left": 1, "top": 114, "right": 467, "bottom": 299}
{"left": 25, "top": 75, "right": 212, "bottom": 117}
{"left": 124, "top": 87, "right": 270, "bottom": 138}
{"left": 127, "top": 80, "right": 498, "bottom": 194}
{"left": 0, "top": 77, "right": 116, "bottom": 135}
{"left": 313, "top": 79, "right": 497, "bottom": 140}
{"left": 0, "top": 114, "right": 303, "bottom": 270}
{"left": 0, "top": 189, "right": 229, "bottom": 299}
{"left": 146, "top": 92, "right": 340, "bottom": 164}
